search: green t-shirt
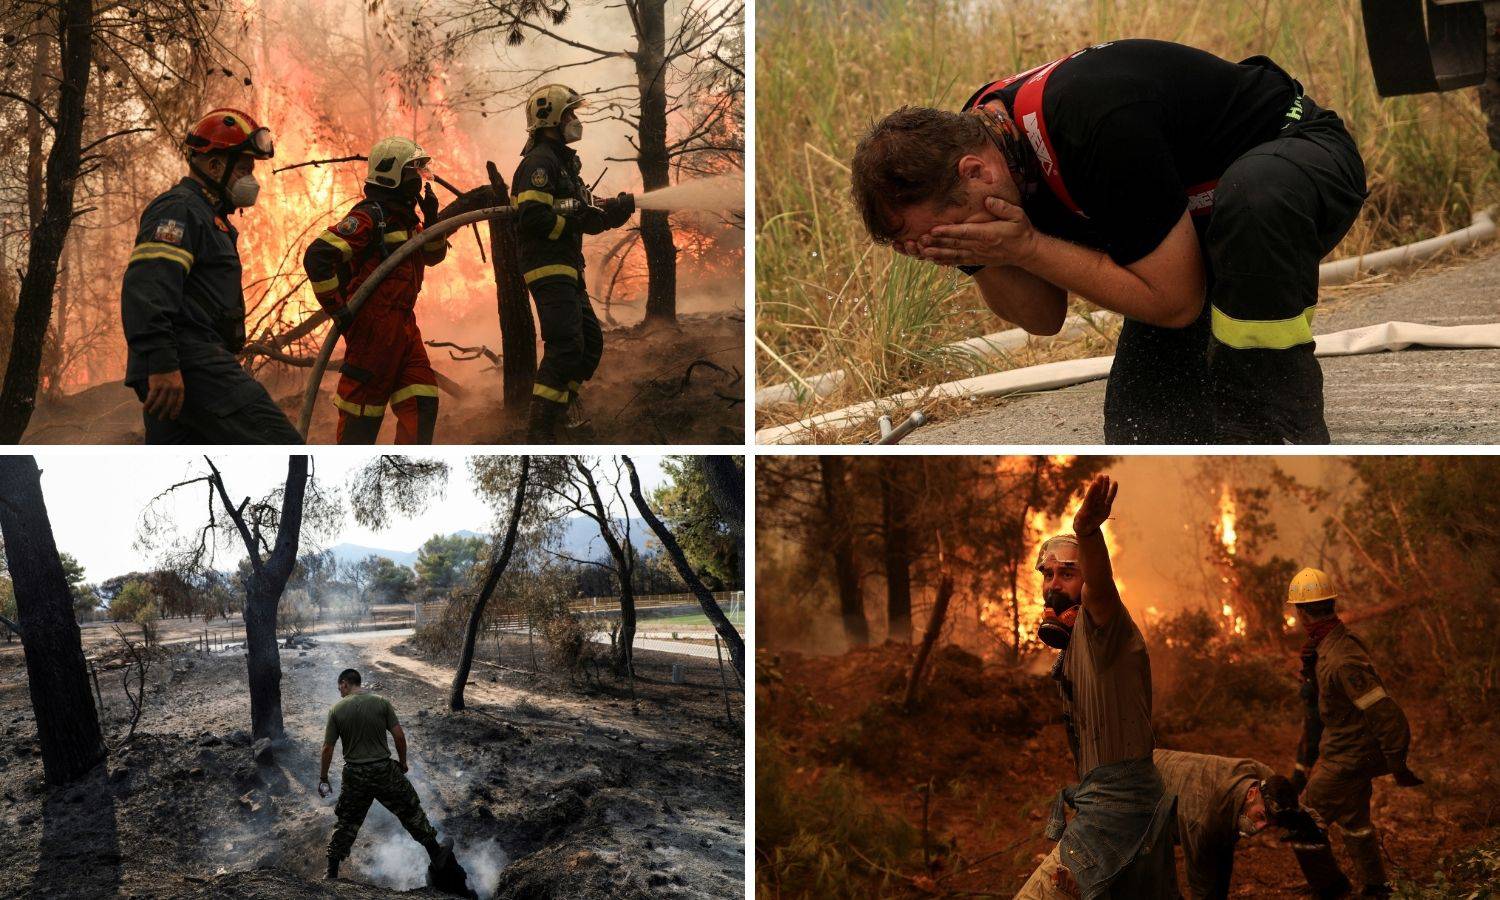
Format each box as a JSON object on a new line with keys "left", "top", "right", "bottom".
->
{"left": 324, "top": 692, "right": 398, "bottom": 765}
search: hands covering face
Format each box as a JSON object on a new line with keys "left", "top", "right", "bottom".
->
{"left": 895, "top": 195, "right": 1039, "bottom": 269}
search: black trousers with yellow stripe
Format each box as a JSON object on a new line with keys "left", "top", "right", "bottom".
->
{"left": 1104, "top": 98, "right": 1366, "bottom": 445}
{"left": 529, "top": 279, "right": 602, "bottom": 405}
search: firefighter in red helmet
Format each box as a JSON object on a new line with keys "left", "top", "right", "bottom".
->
{"left": 302, "top": 137, "right": 448, "bottom": 444}
{"left": 120, "top": 108, "right": 302, "bottom": 443}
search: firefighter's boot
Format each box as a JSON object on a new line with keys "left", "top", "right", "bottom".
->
{"left": 1343, "top": 828, "right": 1388, "bottom": 897}
{"left": 326, "top": 857, "right": 340, "bottom": 880}
{"left": 526, "top": 395, "right": 564, "bottom": 444}
{"left": 424, "top": 836, "right": 477, "bottom": 899}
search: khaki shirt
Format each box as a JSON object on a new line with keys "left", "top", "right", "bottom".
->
{"left": 1155, "top": 749, "right": 1273, "bottom": 899}
{"left": 1300, "top": 624, "right": 1410, "bottom": 774}
{"left": 1059, "top": 602, "right": 1155, "bottom": 777}
{"left": 324, "top": 692, "right": 398, "bottom": 765}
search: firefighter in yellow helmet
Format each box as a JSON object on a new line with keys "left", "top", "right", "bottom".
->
{"left": 303, "top": 137, "right": 448, "bottom": 443}
{"left": 512, "top": 84, "right": 635, "bottom": 442}
{"left": 1286, "top": 567, "right": 1420, "bottom": 899}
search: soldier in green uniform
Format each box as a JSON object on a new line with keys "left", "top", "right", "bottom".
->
{"left": 318, "top": 668, "right": 468, "bottom": 895}
{"left": 1287, "top": 568, "right": 1422, "bottom": 899}
{"left": 511, "top": 84, "right": 635, "bottom": 442}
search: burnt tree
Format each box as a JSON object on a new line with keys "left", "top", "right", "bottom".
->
{"left": 573, "top": 459, "right": 641, "bottom": 676}
{"left": 207, "top": 456, "right": 309, "bottom": 741}
{"left": 699, "top": 456, "right": 744, "bottom": 542}
{"left": 881, "top": 468, "right": 913, "bottom": 644}
{"left": 623, "top": 455, "right": 744, "bottom": 677}
{"left": 633, "top": 0, "right": 677, "bottom": 322}
{"left": 0, "top": 456, "right": 105, "bottom": 783}
{"left": 0, "top": 0, "right": 93, "bottom": 442}
{"left": 819, "top": 456, "right": 868, "bottom": 648}
{"left": 451, "top": 455, "right": 530, "bottom": 710}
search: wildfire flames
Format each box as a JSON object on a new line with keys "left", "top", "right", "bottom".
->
{"left": 1215, "top": 486, "right": 1247, "bottom": 637}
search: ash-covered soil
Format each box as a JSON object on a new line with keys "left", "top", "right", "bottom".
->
{"left": 0, "top": 631, "right": 744, "bottom": 899}
{"left": 21, "top": 311, "right": 744, "bottom": 445}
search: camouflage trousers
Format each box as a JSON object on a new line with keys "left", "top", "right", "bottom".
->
{"left": 328, "top": 758, "right": 437, "bottom": 862}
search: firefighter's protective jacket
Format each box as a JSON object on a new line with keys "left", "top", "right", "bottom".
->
{"left": 302, "top": 198, "right": 447, "bottom": 318}
{"left": 121, "top": 177, "right": 248, "bottom": 385}
{"left": 1154, "top": 749, "right": 1274, "bottom": 900}
{"left": 511, "top": 135, "right": 629, "bottom": 289}
{"left": 1296, "top": 623, "right": 1411, "bottom": 777}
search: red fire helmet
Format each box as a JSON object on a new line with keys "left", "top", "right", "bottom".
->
{"left": 184, "top": 108, "right": 274, "bottom": 159}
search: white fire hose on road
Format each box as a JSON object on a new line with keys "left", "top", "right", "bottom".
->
{"left": 757, "top": 207, "right": 1500, "bottom": 444}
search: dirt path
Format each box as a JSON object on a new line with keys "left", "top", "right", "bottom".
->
{"left": 905, "top": 249, "right": 1500, "bottom": 445}
{"left": 0, "top": 630, "right": 744, "bottom": 899}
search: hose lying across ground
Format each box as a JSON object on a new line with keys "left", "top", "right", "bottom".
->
{"left": 756, "top": 207, "right": 1500, "bottom": 443}
{"left": 295, "top": 205, "right": 517, "bottom": 437}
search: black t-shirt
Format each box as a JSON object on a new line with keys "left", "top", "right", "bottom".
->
{"left": 966, "top": 39, "right": 1297, "bottom": 266}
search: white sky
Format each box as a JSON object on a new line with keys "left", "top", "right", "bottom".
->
{"left": 27, "top": 451, "right": 669, "bottom": 581}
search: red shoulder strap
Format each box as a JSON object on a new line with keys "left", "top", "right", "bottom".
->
{"left": 1010, "top": 56, "right": 1084, "bottom": 217}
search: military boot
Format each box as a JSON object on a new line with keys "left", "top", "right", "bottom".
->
{"left": 326, "top": 857, "right": 340, "bottom": 880}
{"left": 1343, "top": 828, "right": 1389, "bottom": 897}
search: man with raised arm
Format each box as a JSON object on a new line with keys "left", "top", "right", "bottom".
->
{"left": 1031, "top": 474, "right": 1177, "bottom": 898}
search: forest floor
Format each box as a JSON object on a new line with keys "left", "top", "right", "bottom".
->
{"left": 757, "top": 643, "right": 1500, "bottom": 899}
{"left": 21, "top": 311, "right": 744, "bottom": 445}
{"left": 0, "top": 629, "right": 745, "bottom": 899}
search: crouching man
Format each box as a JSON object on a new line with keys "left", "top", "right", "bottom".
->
{"left": 319, "top": 668, "right": 474, "bottom": 897}
{"left": 1019, "top": 749, "right": 1351, "bottom": 899}
{"left": 1030, "top": 474, "right": 1178, "bottom": 897}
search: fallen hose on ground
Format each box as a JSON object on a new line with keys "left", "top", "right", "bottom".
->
{"left": 755, "top": 320, "right": 1500, "bottom": 444}
{"left": 756, "top": 206, "right": 1500, "bottom": 408}
{"left": 296, "top": 205, "right": 517, "bottom": 437}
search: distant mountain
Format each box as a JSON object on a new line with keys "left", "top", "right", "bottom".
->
{"left": 323, "top": 519, "right": 653, "bottom": 570}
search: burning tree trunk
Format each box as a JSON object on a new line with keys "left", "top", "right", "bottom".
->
{"left": 485, "top": 163, "right": 537, "bottom": 409}
{"left": 819, "top": 456, "right": 868, "bottom": 648}
{"left": 451, "top": 456, "right": 530, "bottom": 711}
{"left": 882, "top": 472, "right": 913, "bottom": 644}
{"left": 623, "top": 456, "right": 744, "bottom": 677}
{"left": 0, "top": 0, "right": 93, "bottom": 442}
{"left": 206, "top": 456, "right": 309, "bottom": 741}
{"left": 0, "top": 456, "right": 105, "bottom": 784}
{"left": 635, "top": 0, "right": 679, "bottom": 324}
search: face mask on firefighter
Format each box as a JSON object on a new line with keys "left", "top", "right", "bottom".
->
{"left": 563, "top": 117, "right": 583, "bottom": 144}
{"left": 228, "top": 172, "right": 261, "bottom": 208}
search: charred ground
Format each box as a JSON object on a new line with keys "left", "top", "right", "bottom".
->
{"left": 0, "top": 629, "right": 744, "bottom": 899}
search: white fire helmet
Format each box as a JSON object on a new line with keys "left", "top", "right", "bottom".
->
{"left": 365, "top": 137, "right": 430, "bottom": 189}
{"left": 525, "top": 84, "right": 585, "bottom": 132}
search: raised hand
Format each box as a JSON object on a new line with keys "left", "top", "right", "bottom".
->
{"left": 1072, "top": 474, "right": 1118, "bottom": 537}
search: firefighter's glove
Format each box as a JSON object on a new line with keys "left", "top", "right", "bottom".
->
{"left": 601, "top": 191, "right": 635, "bottom": 227}
{"left": 1393, "top": 767, "right": 1424, "bottom": 788}
{"left": 419, "top": 184, "right": 440, "bottom": 228}
{"left": 332, "top": 306, "right": 356, "bottom": 334}
{"left": 1290, "top": 769, "right": 1308, "bottom": 796}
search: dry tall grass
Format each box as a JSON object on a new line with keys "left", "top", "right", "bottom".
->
{"left": 755, "top": 0, "right": 1500, "bottom": 433}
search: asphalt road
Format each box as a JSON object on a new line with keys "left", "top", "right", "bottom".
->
{"left": 906, "top": 249, "right": 1500, "bottom": 445}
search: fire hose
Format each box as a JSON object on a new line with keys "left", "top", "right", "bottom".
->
{"left": 295, "top": 204, "right": 522, "bottom": 437}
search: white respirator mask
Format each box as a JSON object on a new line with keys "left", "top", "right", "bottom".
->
{"left": 563, "top": 119, "right": 583, "bottom": 144}
{"left": 228, "top": 173, "right": 261, "bottom": 208}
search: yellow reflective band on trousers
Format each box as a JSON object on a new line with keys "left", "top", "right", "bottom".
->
{"left": 331, "top": 395, "right": 385, "bottom": 418}
{"left": 128, "top": 242, "right": 194, "bottom": 271}
{"left": 389, "top": 383, "right": 439, "bottom": 405}
{"left": 532, "top": 382, "right": 570, "bottom": 404}
{"left": 384, "top": 231, "right": 409, "bottom": 244}
{"left": 310, "top": 275, "right": 341, "bottom": 294}
{"left": 1211, "top": 305, "right": 1315, "bottom": 350}
{"left": 318, "top": 232, "right": 355, "bottom": 260}
{"left": 515, "top": 190, "right": 554, "bottom": 206}
{"left": 547, "top": 215, "right": 566, "bottom": 240}
{"left": 524, "top": 264, "right": 579, "bottom": 284}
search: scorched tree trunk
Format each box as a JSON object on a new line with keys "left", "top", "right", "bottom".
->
{"left": 451, "top": 456, "right": 530, "bottom": 711}
{"left": 240, "top": 456, "right": 309, "bottom": 741}
{"left": 0, "top": 456, "right": 105, "bottom": 784}
{"left": 635, "top": 0, "right": 678, "bottom": 323}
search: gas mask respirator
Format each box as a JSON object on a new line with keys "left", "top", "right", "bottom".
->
{"left": 1035, "top": 536, "right": 1082, "bottom": 650}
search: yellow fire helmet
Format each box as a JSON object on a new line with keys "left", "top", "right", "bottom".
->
{"left": 365, "top": 137, "right": 430, "bottom": 189}
{"left": 525, "top": 84, "right": 584, "bottom": 132}
{"left": 1287, "top": 567, "right": 1338, "bottom": 605}
{"left": 1035, "top": 534, "right": 1081, "bottom": 573}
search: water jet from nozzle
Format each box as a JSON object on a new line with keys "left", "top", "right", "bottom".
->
{"left": 634, "top": 175, "right": 745, "bottom": 212}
